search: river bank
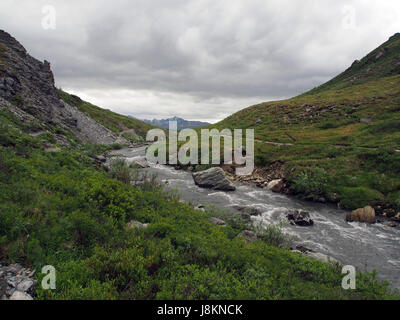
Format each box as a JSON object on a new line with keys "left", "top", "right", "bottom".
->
{"left": 106, "top": 145, "right": 400, "bottom": 289}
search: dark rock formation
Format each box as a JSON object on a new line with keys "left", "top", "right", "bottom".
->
{"left": 287, "top": 210, "right": 314, "bottom": 227}
{"left": 0, "top": 30, "right": 123, "bottom": 145}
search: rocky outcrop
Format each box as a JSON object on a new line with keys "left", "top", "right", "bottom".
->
{"left": 346, "top": 206, "right": 376, "bottom": 224}
{"left": 0, "top": 263, "right": 37, "bottom": 300}
{"left": 0, "top": 30, "right": 125, "bottom": 145}
{"left": 192, "top": 167, "right": 236, "bottom": 191}
{"left": 287, "top": 210, "right": 314, "bottom": 226}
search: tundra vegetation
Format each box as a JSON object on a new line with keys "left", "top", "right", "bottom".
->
{"left": 0, "top": 108, "right": 398, "bottom": 300}
{"left": 210, "top": 34, "right": 400, "bottom": 212}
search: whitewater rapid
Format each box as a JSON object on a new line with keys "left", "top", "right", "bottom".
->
{"left": 111, "top": 146, "right": 400, "bottom": 289}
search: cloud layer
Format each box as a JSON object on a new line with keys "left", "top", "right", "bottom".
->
{"left": 1, "top": 0, "right": 400, "bottom": 122}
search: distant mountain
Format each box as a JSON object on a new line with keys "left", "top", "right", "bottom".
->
{"left": 142, "top": 116, "right": 211, "bottom": 130}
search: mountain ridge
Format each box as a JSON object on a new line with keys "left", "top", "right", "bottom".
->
{"left": 0, "top": 30, "right": 151, "bottom": 146}
{"left": 142, "top": 116, "right": 211, "bottom": 130}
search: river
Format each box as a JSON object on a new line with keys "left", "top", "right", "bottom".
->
{"left": 109, "top": 146, "right": 400, "bottom": 290}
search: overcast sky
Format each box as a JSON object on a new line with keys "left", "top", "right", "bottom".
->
{"left": 1, "top": 0, "right": 399, "bottom": 122}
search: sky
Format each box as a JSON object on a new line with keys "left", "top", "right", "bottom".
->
{"left": 0, "top": 0, "right": 399, "bottom": 123}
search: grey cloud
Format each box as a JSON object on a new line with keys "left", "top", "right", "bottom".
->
{"left": 0, "top": 0, "right": 399, "bottom": 122}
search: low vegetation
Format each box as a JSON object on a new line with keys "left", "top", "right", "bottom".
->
{"left": 212, "top": 73, "right": 400, "bottom": 211}
{"left": 0, "top": 108, "right": 398, "bottom": 300}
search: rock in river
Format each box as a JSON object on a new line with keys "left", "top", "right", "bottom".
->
{"left": 287, "top": 210, "right": 314, "bottom": 227}
{"left": 346, "top": 206, "right": 376, "bottom": 224}
{"left": 192, "top": 167, "right": 236, "bottom": 191}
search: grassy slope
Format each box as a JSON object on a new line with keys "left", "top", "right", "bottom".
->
{"left": 58, "top": 89, "right": 155, "bottom": 141}
{"left": 212, "top": 36, "right": 400, "bottom": 211}
{"left": 0, "top": 107, "right": 397, "bottom": 300}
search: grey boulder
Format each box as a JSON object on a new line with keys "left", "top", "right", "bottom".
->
{"left": 192, "top": 167, "right": 236, "bottom": 191}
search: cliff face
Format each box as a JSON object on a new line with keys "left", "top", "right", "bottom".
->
{"left": 0, "top": 30, "right": 123, "bottom": 145}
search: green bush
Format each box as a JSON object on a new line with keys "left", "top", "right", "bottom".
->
{"left": 291, "top": 167, "right": 328, "bottom": 200}
{"left": 338, "top": 186, "right": 385, "bottom": 209}
{"left": 109, "top": 158, "right": 133, "bottom": 184}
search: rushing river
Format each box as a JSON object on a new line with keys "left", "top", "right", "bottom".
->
{"left": 110, "top": 146, "right": 400, "bottom": 290}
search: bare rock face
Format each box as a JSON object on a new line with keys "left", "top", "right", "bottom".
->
{"left": 192, "top": 167, "right": 236, "bottom": 191}
{"left": 0, "top": 30, "right": 123, "bottom": 145}
{"left": 346, "top": 206, "right": 376, "bottom": 224}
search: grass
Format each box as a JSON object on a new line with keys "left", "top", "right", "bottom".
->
{"left": 211, "top": 73, "right": 400, "bottom": 210}
{"left": 0, "top": 107, "right": 398, "bottom": 300}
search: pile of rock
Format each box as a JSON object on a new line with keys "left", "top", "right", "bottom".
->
{"left": 0, "top": 263, "right": 37, "bottom": 300}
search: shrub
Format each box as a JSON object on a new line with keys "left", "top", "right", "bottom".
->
{"left": 109, "top": 158, "right": 133, "bottom": 184}
{"left": 255, "top": 222, "right": 295, "bottom": 248}
{"left": 338, "top": 186, "right": 385, "bottom": 210}
{"left": 291, "top": 167, "right": 328, "bottom": 200}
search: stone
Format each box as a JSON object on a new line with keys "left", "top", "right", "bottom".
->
{"left": 16, "top": 279, "right": 34, "bottom": 293}
{"left": 267, "top": 179, "right": 285, "bottom": 193}
{"left": 0, "top": 279, "right": 7, "bottom": 297}
{"left": 287, "top": 210, "right": 314, "bottom": 227}
{"left": 346, "top": 206, "right": 376, "bottom": 224}
{"left": 126, "top": 221, "right": 149, "bottom": 229}
{"left": 95, "top": 155, "right": 107, "bottom": 163}
{"left": 209, "top": 217, "right": 226, "bottom": 226}
{"left": 237, "top": 230, "right": 258, "bottom": 243}
{"left": 360, "top": 118, "right": 375, "bottom": 124}
{"left": 192, "top": 167, "right": 236, "bottom": 191}
{"left": 130, "top": 159, "right": 149, "bottom": 169}
{"left": 9, "top": 291, "right": 33, "bottom": 301}
{"left": 384, "top": 222, "right": 397, "bottom": 228}
{"left": 5, "top": 264, "right": 23, "bottom": 274}
{"left": 304, "top": 252, "right": 341, "bottom": 265}
{"left": 194, "top": 205, "right": 206, "bottom": 212}
{"left": 231, "top": 205, "right": 262, "bottom": 216}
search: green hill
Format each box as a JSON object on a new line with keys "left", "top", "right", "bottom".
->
{"left": 0, "top": 30, "right": 398, "bottom": 300}
{"left": 213, "top": 34, "right": 400, "bottom": 212}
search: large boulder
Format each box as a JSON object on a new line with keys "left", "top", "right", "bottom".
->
{"left": 192, "top": 167, "right": 236, "bottom": 191}
{"left": 267, "top": 179, "right": 285, "bottom": 193}
{"left": 287, "top": 210, "right": 314, "bottom": 227}
{"left": 346, "top": 206, "right": 376, "bottom": 224}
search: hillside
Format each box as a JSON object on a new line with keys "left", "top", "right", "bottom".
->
{"left": 57, "top": 90, "right": 155, "bottom": 143}
{"left": 213, "top": 34, "right": 400, "bottom": 213}
{"left": 0, "top": 31, "right": 397, "bottom": 300}
{"left": 305, "top": 33, "right": 400, "bottom": 95}
{"left": 0, "top": 30, "right": 152, "bottom": 146}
